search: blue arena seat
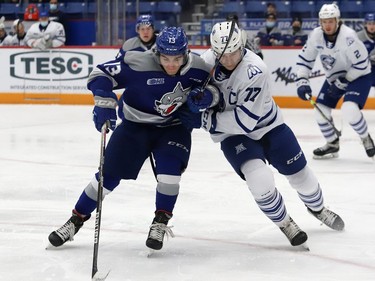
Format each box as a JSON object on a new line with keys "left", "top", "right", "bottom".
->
{"left": 64, "top": 2, "right": 87, "bottom": 15}
{"left": 219, "top": 1, "right": 245, "bottom": 18}
{"left": 339, "top": 0, "right": 364, "bottom": 19}
{"left": 291, "top": 1, "right": 315, "bottom": 18}
{"left": 245, "top": 1, "right": 267, "bottom": 18}
{"left": 156, "top": 1, "right": 181, "bottom": 14}
{"left": 139, "top": 1, "right": 157, "bottom": 15}
{"left": 0, "top": 3, "right": 17, "bottom": 17}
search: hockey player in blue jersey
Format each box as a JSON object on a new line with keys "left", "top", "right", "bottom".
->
{"left": 116, "top": 14, "right": 157, "bottom": 59}
{"left": 48, "top": 27, "right": 212, "bottom": 251}
{"left": 357, "top": 13, "right": 375, "bottom": 88}
{"left": 177, "top": 21, "right": 345, "bottom": 247}
{"left": 296, "top": 4, "right": 375, "bottom": 159}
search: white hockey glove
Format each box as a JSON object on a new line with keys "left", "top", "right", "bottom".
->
{"left": 32, "top": 38, "right": 47, "bottom": 50}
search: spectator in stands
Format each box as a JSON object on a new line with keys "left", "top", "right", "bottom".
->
{"left": 226, "top": 14, "right": 263, "bottom": 59}
{"left": 0, "top": 18, "right": 13, "bottom": 46}
{"left": 9, "top": 19, "right": 27, "bottom": 46}
{"left": 266, "top": 3, "right": 277, "bottom": 17}
{"left": 48, "top": 0, "right": 67, "bottom": 30}
{"left": 256, "top": 13, "right": 283, "bottom": 46}
{"left": 24, "top": 11, "right": 66, "bottom": 50}
{"left": 357, "top": 13, "right": 375, "bottom": 88}
{"left": 283, "top": 16, "right": 308, "bottom": 46}
{"left": 116, "top": 15, "right": 157, "bottom": 60}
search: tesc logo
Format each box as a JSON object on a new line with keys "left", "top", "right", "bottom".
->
{"left": 10, "top": 51, "right": 94, "bottom": 81}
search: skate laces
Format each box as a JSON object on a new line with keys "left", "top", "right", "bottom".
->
{"left": 55, "top": 221, "right": 76, "bottom": 242}
{"left": 315, "top": 207, "right": 337, "bottom": 227}
{"left": 148, "top": 223, "right": 174, "bottom": 242}
{"left": 362, "top": 135, "right": 374, "bottom": 150}
{"left": 280, "top": 218, "right": 301, "bottom": 240}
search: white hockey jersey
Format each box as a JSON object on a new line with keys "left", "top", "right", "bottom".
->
{"left": 25, "top": 21, "right": 65, "bottom": 49}
{"left": 201, "top": 49, "right": 284, "bottom": 143}
{"left": 296, "top": 24, "right": 371, "bottom": 83}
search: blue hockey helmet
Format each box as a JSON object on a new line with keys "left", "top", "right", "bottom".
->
{"left": 155, "top": 26, "right": 188, "bottom": 56}
{"left": 136, "top": 14, "right": 154, "bottom": 31}
{"left": 365, "top": 13, "right": 375, "bottom": 23}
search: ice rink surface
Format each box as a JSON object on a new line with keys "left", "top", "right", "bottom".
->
{"left": 0, "top": 104, "right": 374, "bottom": 281}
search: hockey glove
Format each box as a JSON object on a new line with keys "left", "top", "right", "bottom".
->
{"left": 296, "top": 78, "right": 312, "bottom": 100}
{"left": 176, "top": 104, "right": 202, "bottom": 130}
{"left": 187, "top": 84, "right": 220, "bottom": 113}
{"left": 93, "top": 89, "right": 118, "bottom": 132}
{"left": 328, "top": 77, "right": 348, "bottom": 98}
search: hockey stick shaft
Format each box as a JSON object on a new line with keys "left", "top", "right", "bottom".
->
{"left": 202, "top": 20, "right": 236, "bottom": 90}
{"left": 310, "top": 99, "right": 342, "bottom": 137}
{"left": 92, "top": 121, "right": 109, "bottom": 280}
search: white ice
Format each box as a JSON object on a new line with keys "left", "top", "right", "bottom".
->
{"left": 0, "top": 104, "right": 374, "bottom": 281}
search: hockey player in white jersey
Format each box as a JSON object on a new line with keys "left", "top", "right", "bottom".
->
{"left": 296, "top": 3, "right": 375, "bottom": 159}
{"left": 25, "top": 11, "right": 65, "bottom": 50}
{"left": 177, "top": 21, "right": 345, "bottom": 247}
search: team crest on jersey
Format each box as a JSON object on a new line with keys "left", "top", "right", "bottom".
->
{"left": 346, "top": 37, "right": 354, "bottom": 46}
{"left": 320, "top": 54, "right": 335, "bottom": 71}
{"left": 155, "top": 82, "right": 190, "bottom": 116}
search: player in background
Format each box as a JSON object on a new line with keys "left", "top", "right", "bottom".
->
{"left": 226, "top": 14, "right": 263, "bottom": 59}
{"left": 24, "top": 11, "right": 65, "bottom": 50}
{"left": 357, "top": 13, "right": 375, "bottom": 88}
{"left": 295, "top": 4, "right": 375, "bottom": 159}
{"left": 48, "top": 27, "right": 212, "bottom": 251}
{"left": 177, "top": 21, "right": 344, "bottom": 248}
{"left": 0, "top": 17, "right": 12, "bottom": 46}
{"left": 10, "top": 19, "right": 27, "bottom": 46}
{"left": 116, "top": 14, "right": 157, "bottom": 59}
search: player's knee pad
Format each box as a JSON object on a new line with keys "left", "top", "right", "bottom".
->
{"left": 241, "top": 159, "right": 275, "bottom": 200}
{"left": 341, "top": 101, "right": 362, "bottom": 125}
{"left": 84, "top": 173, "right": 120, "bottom": 201}
{"left": 156, "top": 174, "right": 181, "bottom": 196}
{"left": 286, "top": 166, "right": 319, "bottom": 195}
{"left": 314, "top": 103, "right": 332, "bottom": 123}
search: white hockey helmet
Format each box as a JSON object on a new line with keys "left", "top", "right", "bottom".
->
{"left": 319, "top": 3, "right": 340, "bottom": 20}
{"left": 210, "top": 21, "right": 242, "bottom": 55}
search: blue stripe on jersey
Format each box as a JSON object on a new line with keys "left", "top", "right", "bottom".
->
{"left": 298, "top": 54, "right": 316, "bottom": 63}
{"left": 296, "top": 62, "right": 313, "bottom": 70}
{"left": 234, "top": 105, "right": 260, "bottom": 133}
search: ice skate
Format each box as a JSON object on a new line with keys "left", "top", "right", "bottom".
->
{"left": 313, "top": 138, "right": 339, "bottom": 159}
{"left": 308, "top": 207, "right": 345, "bottom": 231}
{"left": 280, "top": 216, "right": 308, "bottom": 249}
{"left": 361, "top": 134, "right": 375, "bottom": 158}
{"left": 48, "top": 210, "right": 89, "bottom": 247}
{"left": 146, "top": 210, "right": 174, "bottom": 251}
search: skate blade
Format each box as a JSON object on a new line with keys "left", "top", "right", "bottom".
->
{"left": 92, "top": 270, "right": 110, "bottom": 281}
{"left": 45, "top": 242, "right": 57, "bottom": 250}
{"left": 313, "top": 152, "right": 338, "bottom": 160}
{"left": 147, "top": 249, "right": 155, "bottom": 258}
{"left": 295, "top": 242, "right": 310, "bottom": 251}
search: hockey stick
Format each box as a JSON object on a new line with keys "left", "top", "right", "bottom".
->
{"left": 309, "top": 98, "right": 342, "bottom": 137}
{"left": 202, "top": 20, "right": 237, "bottom": 90}
{"left": 92, "top": 121, "right": 110, "bottom": 281}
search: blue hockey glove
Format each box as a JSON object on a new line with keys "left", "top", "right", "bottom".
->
{"left": 176, "top": 104, "right": 203, "bottom": 130}
{"left": 296, "top": 78, "right": 312, "bottom": 101}
{"left": 92, "top": 89, "right": 118, "bottom": 132}
{"left": 328, "top": 77, "right": 348, "bottom": 98}
{"left": 187, "top": 84, "right": 220, "bottom": 113}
